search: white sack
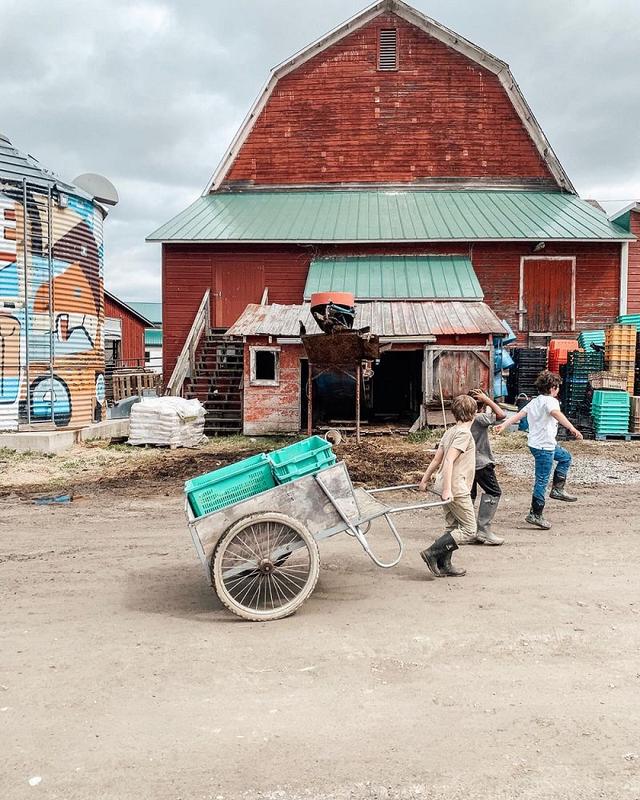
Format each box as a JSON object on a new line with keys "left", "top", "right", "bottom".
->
{"left": 128, "top": 397, "right": 207, "bottom": 447}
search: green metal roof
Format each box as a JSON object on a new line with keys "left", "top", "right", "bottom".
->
{"left": 130, "top": 302, "right": 162, "bottom": 325}
{"left": 304, "top": 255, "right": 482, "bottom": 300}
{"left": 144, "top": 328, "right": 162, "bottom": 346}
{"left": 147, "top": 191, "right": 634, "bottom": 243}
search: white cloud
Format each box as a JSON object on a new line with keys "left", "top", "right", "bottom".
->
{"left": 1, "top": 0, "right": 638, "bottom": 302}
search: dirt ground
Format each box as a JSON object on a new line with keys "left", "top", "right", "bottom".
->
{"left": 2, "top": 437, "right": 640, "bottom": 799}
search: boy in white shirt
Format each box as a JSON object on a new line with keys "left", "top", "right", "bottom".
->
{"left": 496, "top": 370, "right": 583, "bottom": 529}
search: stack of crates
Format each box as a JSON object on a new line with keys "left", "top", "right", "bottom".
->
{"left": 548, "top": 339, "right": 580, "bottom": 373}
{"left": 618, "top": 315, "right": 640, "bottom": 395}
{"left": 507, "top": 348, "right": 548, "bottom": 401}
{"left": 561, "top": 350, "right": 604, "bottom": 417}
{"left": 605, "top": 324, "right": 636, "bottom": 394}
{"left": 577, "top": 330, "right": 605, "bottom": 350}
{"left": 630, "top": 396, "right": 640, "bottom": 435}
{"left": 591, "top": 389, "right": 630, "bottom": 437}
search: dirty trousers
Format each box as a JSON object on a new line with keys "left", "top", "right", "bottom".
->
{"left": 442, "top": 494, "right": 478, "bottom": 544}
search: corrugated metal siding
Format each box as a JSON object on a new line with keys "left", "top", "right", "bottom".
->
{"left": 148, "top": 191, "right": 632, "bottom": 244}
{"left": 303, "top": 255, "right": 482, "bottom": 300}
{"left": 104, "top": 296, "right": 146, "bottom": 362}
{"left": 628, "top": 212, "right": 640, "bottom": 314}
{"left": 222, "top": 14, "right": 556, "bottom": 187}
{"left": 226, "top": 301, "right": 505, "bottom": 338}
{"left": 0, "top": 180, "right": 105, "bottom": 430}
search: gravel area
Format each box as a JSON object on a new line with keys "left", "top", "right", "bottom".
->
{"left": 500, "top": 452, "right": 640, "bottom": 485}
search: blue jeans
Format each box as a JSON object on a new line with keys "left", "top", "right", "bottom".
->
{"left": 529, "top": 446, "right": 572, "bottom": 504}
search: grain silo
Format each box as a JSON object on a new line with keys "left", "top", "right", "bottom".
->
{"left": 0, "top": 133, "right": 117, "bottom": 431}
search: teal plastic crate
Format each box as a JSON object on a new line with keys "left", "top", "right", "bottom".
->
{"left": 267, "top": 435, "right": 336, "bottom": 484}
{"left": 617, "top": 314, "right": 640, "bottom": 331}
{"left": 592, "top": 390, "right": 630, "bottom": 434}
{"left": 185, "top": 453, "right": 276, "bottom": 517}
{"left": 577, "top": 330, "right": 605, "bottom": 349}
{"left": 592, "top": 390, "right": 630, "bottom": 408}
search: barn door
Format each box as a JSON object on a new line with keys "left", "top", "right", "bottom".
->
{"left": 426, "top": 348, "right": 492, "bottom": 402}
{"left": 214, "top": 262, "right": 265, "bottom": 329}
{"left": 521, "top": 258, "right": 574, "bottom": 333}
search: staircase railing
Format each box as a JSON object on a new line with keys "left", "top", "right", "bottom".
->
{"left": 165, "top": 289, "right": 211, "bottom": 396}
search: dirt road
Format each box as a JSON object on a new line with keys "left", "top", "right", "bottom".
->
{"left": 2, "top": 446, "right": 640, "bottom": 799}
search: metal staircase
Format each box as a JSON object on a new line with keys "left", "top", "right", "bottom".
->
{"left": 183, "top": 334, "right": 243, "bottom": 436}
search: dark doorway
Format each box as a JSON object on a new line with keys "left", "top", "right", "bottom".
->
{"left": 300, "top": 350, "right": 423, "bottom": 430}
{"left": 370, "top": 350, "right": 423, "bottom": 422}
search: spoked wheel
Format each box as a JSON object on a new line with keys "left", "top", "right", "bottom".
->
{"left": 212, "top": 512, "right": 320, "bottom": 621}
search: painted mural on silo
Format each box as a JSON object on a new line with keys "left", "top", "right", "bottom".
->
{"left": 0, "top": 183, "right": 106, "bottom": 430}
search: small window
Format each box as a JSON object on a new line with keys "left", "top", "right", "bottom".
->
{"left": 378, "top": 28, "right": 398, "bottom": 71}
{"left": 250, "top": 347, "right": 280, "bottom": 386}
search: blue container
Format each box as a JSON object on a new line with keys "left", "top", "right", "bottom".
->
{"left": 267, "top": 435, "right": 336, "bottom": 484}
{"left": 185, "top": 453, "right": 276, "bottom": 517}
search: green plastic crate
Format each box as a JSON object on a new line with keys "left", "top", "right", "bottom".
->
{"left": 617, "top": 314, "right": 640, "bottom": 331}
{"left": 578, "top": 330, "right": 605, "bottom": 349}
{"left": 185, "top": 453, "right": 276, "bottom": 517}
{"left": 267, "top": 435, "right": 336, "bottom": 484}
{"left": 592, "top": 390, "right": 630, "bottom": 408}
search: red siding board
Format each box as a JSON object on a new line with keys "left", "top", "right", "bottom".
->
{"left": 104, "top": 296, "right": 146, "bottom": 362}
{"left": 627, "top": 211, "right": 640, "bottom": 314}
{"left": 163, "top": 241, "right": 623, "bottom": 379}
{"left": 223, "top": 13, "right": 556, "bottom": 188}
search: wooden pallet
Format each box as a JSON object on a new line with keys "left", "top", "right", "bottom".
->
{"left": 594, "top": 432, "right": 640, "bottom": 441}
{"left": 112, "top": 371, "right": 161, "bottom": 402}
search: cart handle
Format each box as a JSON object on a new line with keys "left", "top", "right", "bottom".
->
{"left": 367, "top": 482, "right": 423, "bottom": 494}
{"left": 365, "top": 484, "right": 450, "bottom": 513}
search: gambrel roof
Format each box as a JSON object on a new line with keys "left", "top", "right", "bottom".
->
{"left": 204, "top": 0, "right": 575, "bottom": 194}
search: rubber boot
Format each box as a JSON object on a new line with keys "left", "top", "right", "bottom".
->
{"left": 420, "top": 533, "right": 464, "bottom": 577}
{"left": 525, "top": 496, "right": 552, "bottom": 530}
{"left": 437, "top": 547, "right": 466, "bottom": 577}
{"left": 476, "top": 494, "right": 504, "bottom": 545}
{"left": 550, "top": 471, "right": 577, "bottom": 502}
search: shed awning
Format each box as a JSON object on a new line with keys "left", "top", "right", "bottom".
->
{"left": 226, "top": 301, "right": 505, "bottom": 340}
{"left": 144, "top": 329, "right": 162, "bottom": 346}
{"left": 303, "top": 255, "right": 482, "bottom": 301}
{"left": 147, "top": 190, "right": 634, "bottom": 243}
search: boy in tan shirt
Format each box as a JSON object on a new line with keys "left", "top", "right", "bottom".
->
{"left": 419, "top": 394, "right": 478, "bottom": 577}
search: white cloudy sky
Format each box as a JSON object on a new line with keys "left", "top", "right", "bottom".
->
{"left": 2, "top": 0, "right": 639, "bottom": 302}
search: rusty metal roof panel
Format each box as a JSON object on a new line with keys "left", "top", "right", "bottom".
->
{"left": 148, "top": 190, "right": 635, "bottom": 243}
{"left": 304, "top": 255, "right": 482, "bottom": 300}
{"left": 226, "top": 301, "right": 505, "bottom": 339}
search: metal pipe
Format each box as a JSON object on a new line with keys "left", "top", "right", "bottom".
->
{"left": 47, "top": 186, "right": 54, "bottom": 422}
{"left": 355, "top": 361, "right": 361, "bottom": 444}
{"left": 22, "top": 179, "right": 30, "bottom": 425}
{"left": 307, "top": 363, "right": 313, "bottom": 437}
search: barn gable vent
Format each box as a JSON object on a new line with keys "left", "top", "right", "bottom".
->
{"left": 378, "top": 28, "right": 398, "bottom": 71}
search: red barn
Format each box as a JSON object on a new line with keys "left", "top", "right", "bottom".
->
{"left": 104, "top": 291, "right": 153, "bottom": 366}
{"left": 149, "top": 0, "right": 634, "bottom": 434}
{"left": 610, "top": 203, "right": 640, "bottom": 314}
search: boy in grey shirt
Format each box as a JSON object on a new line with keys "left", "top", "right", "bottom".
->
{"left": 469, "top": 389, "right": 506, "bottom": 546}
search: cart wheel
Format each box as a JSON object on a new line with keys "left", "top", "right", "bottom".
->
{"left": 212, "top": 512, "right": 320, "bottom": 621}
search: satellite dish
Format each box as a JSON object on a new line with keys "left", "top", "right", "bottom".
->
{"left": 73, "top": 173, "right": 119, "bottom": 206}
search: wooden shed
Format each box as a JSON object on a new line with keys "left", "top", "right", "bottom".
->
{"left": 104, "top": 291, "right": 153, "bottom": 368}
